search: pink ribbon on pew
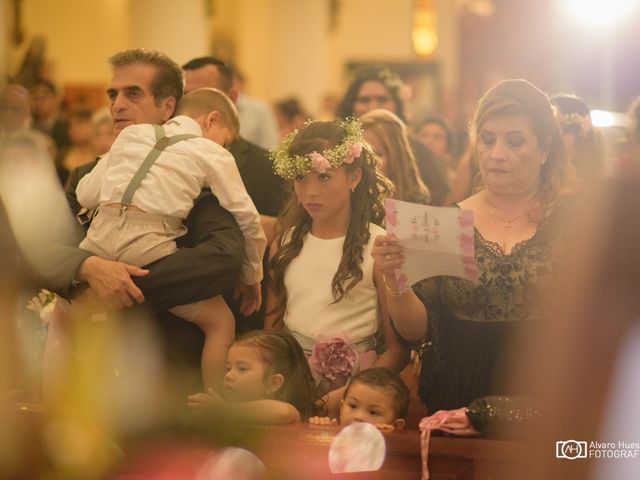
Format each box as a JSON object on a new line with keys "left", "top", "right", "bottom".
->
{"left": 419, "top": 408, "right": 478, "bottom": 480}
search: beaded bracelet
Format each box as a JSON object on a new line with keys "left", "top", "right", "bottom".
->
{"left": 382, "top": 275, "right": 403, "bottom": 297}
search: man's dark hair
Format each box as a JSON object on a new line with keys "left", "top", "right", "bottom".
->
{"left": 182, "top": 56, "right": 234, "bottom": 94}
{"left": 345, "top": 367, "right": 410, "bottom": 419}
{"left": 109, "top": 49, "right": 183, "bottom": 105}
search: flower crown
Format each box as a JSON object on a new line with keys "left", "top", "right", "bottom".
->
{"left": 270, "top": 118, "right": 364, "bottom": 179}
{"left": 559, "top": 112, "right": 592, "bottom": 134}
{"left": 372, "top": 68, "right": 403, "bottom": 95}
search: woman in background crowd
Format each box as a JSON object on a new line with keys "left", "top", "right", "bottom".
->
{"left": 61, "top": 108, "right": 96, "bottom": 183}
{"left": 90, "top": 107, "right": 116, "bottom": 156}
{"left": 274, "top": 97, "right": 309, "bottom": 140}
{"left": 361, "top": 109, "right": 431, "bottom": 205}
{"left": 416, "top": 117, "right": 457, "bottom": 184}
{"left": 551, "top": 93, "right": 603, "bottom": 184}
{"left": 336, "top": 66, "right": 450, "bottom": 205}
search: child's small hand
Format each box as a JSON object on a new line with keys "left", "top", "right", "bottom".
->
{"left": 308, "top": 416, "right": 338, "bottom": 426}
{"left": 233, "top": 283, "right": 262, "bottom": 316}
{"left": 187, "top": 388, "right": 224, "bottom": 412}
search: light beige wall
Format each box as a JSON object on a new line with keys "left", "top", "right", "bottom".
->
{"left": 11, "top": 0, "right": 210, "bottom": 86}
{"left": 16, "top": 0, "right": 130, "bottom": 85}
{"left": 234, "top": 0, "right": 418, "bottom": 115}
{"left": 130, "top": 0, "right": 210, "bottom": 66}
{"left": 7, "top": 0, "right": 459, "bottom": 117}
{"left": 235, "top": 0, "right": 329, "bottom": 114}
{"left": 235, "top": 0, "right": 275, "bottom": 98}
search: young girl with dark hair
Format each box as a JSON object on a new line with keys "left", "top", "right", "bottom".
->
{"left": 188, "top": 330, "right": 320, "bottom": 423}
{"left": 265, "top": 119, "right": 409, "bottom": 413}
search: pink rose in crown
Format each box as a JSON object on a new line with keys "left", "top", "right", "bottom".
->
{"left": 310, "top": 151, "right": 331, "bottom": 173}
{"left": 309, "top": 335, "right": 358, "bottom": 391}
{"left": 344, "top": 142, "right": 363, "bottom": 164}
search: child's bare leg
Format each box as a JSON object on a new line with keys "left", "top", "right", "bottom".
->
{"left": 170, "top": 296, "right": 234, "bottom": 393}
{"left": 41, "top": 298, "right": 71, "bottom": 400}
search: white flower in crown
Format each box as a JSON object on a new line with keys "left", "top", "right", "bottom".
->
{"left": 26, "top": 288, "right": 58, "bottom": 324}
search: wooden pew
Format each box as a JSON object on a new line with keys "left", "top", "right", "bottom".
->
{"left": 10, "top": 402, "right": 532, "bottom": 479}
{"left": 239, "top": 424, "right": 532, "bottom": 480}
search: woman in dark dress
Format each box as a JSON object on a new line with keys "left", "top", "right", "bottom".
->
{"left": 372, "top": 79, "right": 580, "bottom": 419}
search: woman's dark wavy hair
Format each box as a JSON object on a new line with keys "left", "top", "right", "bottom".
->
{"left": 269, "top": 120, "right": 393, "bottom": 323}
{"left": 235, "top": 331, "right": 322, "bottom": 419}
{"left": 336, "top": 66, "right": 406, "bottom": 122}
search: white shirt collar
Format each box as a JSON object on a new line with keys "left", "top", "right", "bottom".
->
{"left": 165, "top": 115, "right": 203, "bottom": 136}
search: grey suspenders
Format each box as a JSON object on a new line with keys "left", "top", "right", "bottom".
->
{"left": 119, "top": 124, "right": 197, "bottom": 214}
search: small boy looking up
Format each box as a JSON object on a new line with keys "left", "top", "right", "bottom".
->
{"left": 48, "top": 88, "right": 266, "bottom": 392}
{"left": 309, "top": 367, "right": 409, "bottom": 431}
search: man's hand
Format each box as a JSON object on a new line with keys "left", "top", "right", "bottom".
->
{"left": 233, "top": 282, "right": 262, "bottom": 316}
{"left": 76, "top": 256, "right": 149, "bottom": 309}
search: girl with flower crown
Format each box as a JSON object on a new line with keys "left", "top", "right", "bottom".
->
{"left": 265, "top": 119, "right": 410, "bottom": 413}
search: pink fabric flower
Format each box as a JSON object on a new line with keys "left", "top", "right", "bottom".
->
{"left": 310, "top": 151, "right": 331, "bottom": 173}
{"left": 309, "top": 336, "right": 358, "bottom": 391}
{"left": 419, "top": 408, "right": 477, "bottom": 480}
{"left": 344, "top": 142, "right": 363, "bottom": 164}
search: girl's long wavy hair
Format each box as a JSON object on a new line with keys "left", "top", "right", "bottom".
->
{"left": 269, "top": 120, "right": 393, "bottom": 322}
{"left": 360, "top": 109, "right": 431, "bottom": 204}
{"left": 235, "top": 331, "right": 322, "bottom": 419}
{"left": 470, "top": 79, "right": 580, "bottom": 214}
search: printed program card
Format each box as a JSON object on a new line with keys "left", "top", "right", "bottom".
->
{"left": 385, "top": 199, "right": 479, "bottom": 292}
